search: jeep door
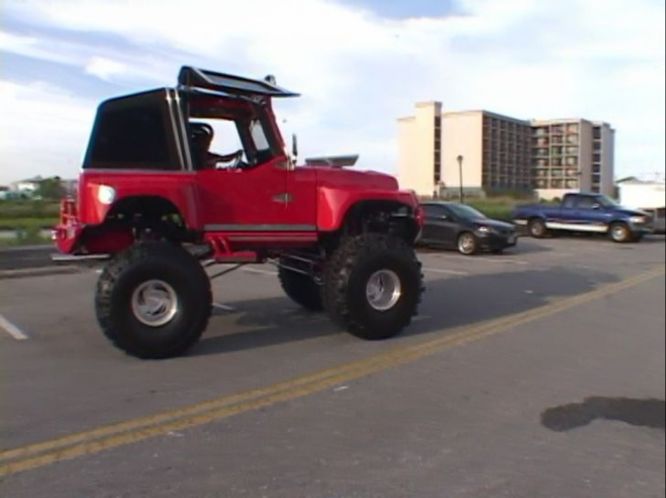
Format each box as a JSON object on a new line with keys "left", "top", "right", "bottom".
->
{"left": 190, "top": 112, "right": 290, "bottom": 229}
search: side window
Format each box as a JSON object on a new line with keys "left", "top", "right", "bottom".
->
{"left": 90, "top": 106, "right": 170, "bottom": 167}
{"left": 575, "top": 196, "right": 596, "bottom": 209}
{"left": 423, "top": 205, "right": 445, "bottom": 218}
{"left": 562, "top": 196, "right": 577, "bottom": 209}
{"left": 85, "top": 93, "right": 179, "bottom": 170}
{"left": 189, "top": 118, "right": 245, "bottom": 169}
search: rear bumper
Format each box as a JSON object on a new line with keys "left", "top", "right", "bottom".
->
{"left": 52, "top": 223, "right": 84, "bottom": 254}
{"left": 53, "top": 198, "right": 84, "bottom": 254}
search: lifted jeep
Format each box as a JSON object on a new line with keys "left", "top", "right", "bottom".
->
{"left": 54, "top": 66, "right": 425, "bottom": 359}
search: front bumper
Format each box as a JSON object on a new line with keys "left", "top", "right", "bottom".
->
{"left": 477, "top": 231, "right": 518, "bottom": 250}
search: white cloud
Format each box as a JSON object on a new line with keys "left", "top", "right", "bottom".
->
{"left": 1, "top": 0, "right": 664, "bottom": 183}
{"left": 0, "top": 80, "right": 96, "bottom": 182}
{"left": 84, "top": 57, "right": 128, "bottom": 81}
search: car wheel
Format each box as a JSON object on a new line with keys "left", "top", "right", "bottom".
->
{"left": 528, "top": 218, "right": 548, "bottom": 238}
{"left": 609, "top": 222, "right": 631, "bottom": 243}
{"left": 322, "top": 233, "right": 423, "bottom": 341}
{"left": 95, "top": 242, "right": 211, "bottom": 359}
{"left": 457, "top": 232, "right": 477, "bottom": 255}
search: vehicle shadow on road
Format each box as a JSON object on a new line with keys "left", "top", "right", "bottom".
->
{"left": 192, "top": 265, "right": 618, "bottom": 356}
{"left": 541, "top": 397, "right": 665, "bottom": 431}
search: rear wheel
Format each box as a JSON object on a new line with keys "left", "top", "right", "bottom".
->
{"left": 278, "top": 262, "right": 323, "bottom": 311}
{"left": 528, "top": 218, "right": 548, "bottom": 238}
{"left": 457, "top": 232, "right": 478, "bottom": 255}
{"left": 95, "top": 242, "right": 211, "bottom": 359}
{"left": 609, "top": 222, "right": 631, "bottom": 243}
{"left": 323, "top": 234, "right": 423, "bottom": 340}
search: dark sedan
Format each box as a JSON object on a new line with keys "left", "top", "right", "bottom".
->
{"left": 418, "top": 202, "right": 518, "bottom": 255}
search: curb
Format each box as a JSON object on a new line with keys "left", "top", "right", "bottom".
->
{"left": 0, "top": 266, "right": 84, "bottom": 280}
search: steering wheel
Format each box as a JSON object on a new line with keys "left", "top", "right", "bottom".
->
{"left": 229, "top": 149, "right": 245, "bottom": 169}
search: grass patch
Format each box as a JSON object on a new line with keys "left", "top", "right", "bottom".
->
{"left": 0, "top": 226, "right": 51, "bottom": 247}
{"left": 0, "top": 217, "right": 57, "bottom": 230}
{"left": 0, "top": 200, "right": 60, "bottom": 220}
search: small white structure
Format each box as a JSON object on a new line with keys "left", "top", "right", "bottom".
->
{"left": 9, "top": 176, "right": 42, "bottom": 196}
{"left": 617, "top": 178, "right": 665, "bottom": 233}
{"left": 617, "top": 178, "right": 665, "bottom": 210}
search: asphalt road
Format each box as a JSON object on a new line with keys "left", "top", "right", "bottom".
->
{"left": 0, "top": 236, "right": 664, "bottom": 497}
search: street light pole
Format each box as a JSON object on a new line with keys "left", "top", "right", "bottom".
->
{"left": 456, "top": 155, "right": 464, "bottom": 203}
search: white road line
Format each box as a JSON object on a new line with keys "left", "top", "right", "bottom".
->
{"left": 243, "top": 267, "right": 278, "bottom": 276}
{"left": 471, "top": 256, "right": 529, "bottom": 265}
{"left": 422, "top": 267, "right": 469, "bottom": 276}
{"left": 0, "top": 314, "right": 29, "bottom": 341}
{"left": 212, "top": 302, "right": 236, "bottom": 312}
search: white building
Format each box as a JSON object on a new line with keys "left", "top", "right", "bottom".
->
{"left": 397, "top": 102, "right": 615, "bottom": 200}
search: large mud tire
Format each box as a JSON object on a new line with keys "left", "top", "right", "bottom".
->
{"left": 323, "top": 234, "right": 423, "bottom": 340}
{"left": 278, "top": 262, "right": 323, "bottom": 311}
{"left": 95, "top": 242, "right": 211, "bottom": 359}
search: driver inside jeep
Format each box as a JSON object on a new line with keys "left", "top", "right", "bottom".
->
{"left": 190, "top": 122, "right": 243, "bottom": 169}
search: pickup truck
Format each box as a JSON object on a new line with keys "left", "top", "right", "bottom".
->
{"left": 512, "top": 193, "right": 653, "bottom": 243}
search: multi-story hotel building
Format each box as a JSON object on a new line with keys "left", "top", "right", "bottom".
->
{"left": 397, "top": 102, "right": 615, "bottom": 200}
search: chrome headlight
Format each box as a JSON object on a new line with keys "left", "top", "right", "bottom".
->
{"left": 476, "top": 225, "right": 492, "bottom": 234}
{"left": 629, "top": 216, "right": 647, "bottom": 224}
{"left": 97, "top": 185, "right": 116, "bottom": 205}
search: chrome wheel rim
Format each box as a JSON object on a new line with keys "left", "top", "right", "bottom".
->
{"left": 131, "top": 279, "right": 178, "bottom": 327}
{"left": 459, "top": 234, "right": 475, "bottom": 254}
{"left": 531, "top": 222, "right": 544, "bottom": 237}
{"left": 365, "top": 270, "right": 402, "bottom": 311}
{"left": 612, "top": 225, "right": 626, "bottom": 241}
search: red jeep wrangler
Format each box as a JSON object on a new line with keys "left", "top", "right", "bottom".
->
{"left": 54, "top": 67, "right": 424, "bottom": 358}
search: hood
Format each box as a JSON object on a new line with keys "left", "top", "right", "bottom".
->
{"left": 305, "top": 166, "right": 399, "bottom": 191}
{"left": 614, "top": 207, "right": 650, "bottom": 217}
{"left": 474, "top": 218, "right": 515, "bottom": 231}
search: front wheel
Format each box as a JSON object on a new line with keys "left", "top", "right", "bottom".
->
{"left": 95, "top": 242, "right": 211, "bottom": 359}
{"left": 323, "top": 234, "right": 423, "bottom": 341}
{"left": 609, "top": 222, "right": 632, "bottom": 243}
{"left": 457, "top": 232, "right": 478, "bottom": 255}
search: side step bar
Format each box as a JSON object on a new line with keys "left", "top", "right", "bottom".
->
{"left": 51, "top": 253, "right": 111, "bottom": 263}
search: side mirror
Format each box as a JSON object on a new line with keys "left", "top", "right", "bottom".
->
{"left": 291, "top": 134, "right": 298, "bottom": 160}
{"left": 592, "top": 203, "right": 601, "bottom": 210}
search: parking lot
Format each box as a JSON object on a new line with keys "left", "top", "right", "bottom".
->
{"left": 1, "top": 235, "right": 664, "bottom": 497}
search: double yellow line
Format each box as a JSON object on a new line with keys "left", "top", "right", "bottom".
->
{"left": 1, "top": 265, "right": 663, "bottom": 477}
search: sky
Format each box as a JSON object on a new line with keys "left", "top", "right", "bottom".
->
{"left": 0, "top": 0, "right": 664, "bottom": 184}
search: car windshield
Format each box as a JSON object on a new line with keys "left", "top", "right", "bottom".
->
{"left": 597, "top": 195, "right": 619, "bottom": 208}
{"left": 448, "top": 204, "right": 487, "bottom": 220}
